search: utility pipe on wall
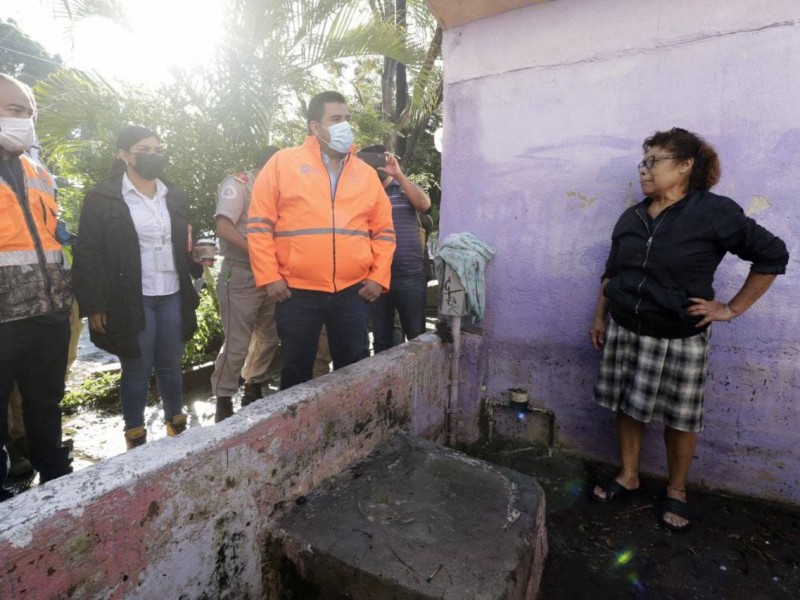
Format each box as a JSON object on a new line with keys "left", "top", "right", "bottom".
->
{"left": 446, "top": 315, "right": 462, "bottom": 446}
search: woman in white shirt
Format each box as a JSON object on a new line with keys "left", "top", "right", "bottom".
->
{"left": 73, "top": 126, "right": 202, "bottom": 449}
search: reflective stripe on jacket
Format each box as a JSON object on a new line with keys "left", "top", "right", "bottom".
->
{"left": 0, "top": 154, "right": 72, "bottom": 322}
{"left": 247, "top": 136, "right": 396, "bottom": 292}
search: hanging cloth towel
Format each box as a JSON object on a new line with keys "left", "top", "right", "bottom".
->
{"left": 435, "top": 232, "right": 496, "bottom": 321}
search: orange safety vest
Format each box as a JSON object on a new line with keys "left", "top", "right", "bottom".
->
{"left": 247, "top": 136, "right": 396, "bottom": 292}
{"left": 0, "top": 153, "right": 72, "bottom": 322}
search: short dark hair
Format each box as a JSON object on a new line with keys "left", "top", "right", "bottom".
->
{"left": 254, "top": 146, "right": 280, "bottom": 170}
{"left": 643, "top": 128, "right": 721, "bottom": 191}
{"left": 306, "top": 91, "right": 347, "bottom": 131}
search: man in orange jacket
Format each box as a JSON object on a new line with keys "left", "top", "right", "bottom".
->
{"left": 0, "top": 75, "right": 73, "bottom": 500}
{"left": 248, "top": 91, "right": 395, "bottom": 389}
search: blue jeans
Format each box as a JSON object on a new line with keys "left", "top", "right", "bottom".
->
{"left": 0, "top": 316, "right": 72, "bottom": 488}
{"left": 119, "top": 293, "right": 184, "bottom": 429}
{"left": 275, "top": 284, "right": 371, "bottom": 390}
{"left": 371, "top": 274, "right": 427, "bottom": 354}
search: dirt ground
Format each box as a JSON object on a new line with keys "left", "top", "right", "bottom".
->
{"left": 475, "top": 448, "right": 800, "bottom": 600}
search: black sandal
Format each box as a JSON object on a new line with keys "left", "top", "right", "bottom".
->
{"left": 590, "top": 479, "right": 639, "bottom": 503}
{"left": 660, "top": 497, "right": 692, "bottom": 532}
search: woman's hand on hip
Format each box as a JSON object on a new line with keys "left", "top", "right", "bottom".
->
{"left": 589, "top": 316, "right": 607, "bottom": 350}
{"left": 88, "top": 312, "right": 107, "bottom": 334}
{"left": 688, "top": 298, "right": 734, "bottom": 327}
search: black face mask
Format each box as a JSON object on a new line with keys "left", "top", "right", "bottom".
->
{"left": 132, "top": 153, "right": 166, "bottom": 180}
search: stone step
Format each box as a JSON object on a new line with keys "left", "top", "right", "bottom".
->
{"left": 266, "top": 432, "right": 547, "bottom": 599}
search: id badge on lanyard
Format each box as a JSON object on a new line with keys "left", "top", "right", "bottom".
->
{"left": 146, "top": 197, "right": 173, "bottom": 272}
{"left": 154, "top": 244, "right": 174, "bottom": 271}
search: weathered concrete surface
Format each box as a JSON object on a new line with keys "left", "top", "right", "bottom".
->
{"left": 0, "top": 335, "right": 448, "bottom": 600}
{"left": 267, "top": 433, "right": 547, "bottom": 599}
{"left": 436, "top": 0, "right": 800, "bottom": 504}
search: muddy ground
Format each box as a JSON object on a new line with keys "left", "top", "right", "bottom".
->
{"left": 475, "top": 449, "right": 800, "bottom": 600}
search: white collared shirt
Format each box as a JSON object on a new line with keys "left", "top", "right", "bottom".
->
{"left": 121, "top": 173, "right": 180, "bottom": 296}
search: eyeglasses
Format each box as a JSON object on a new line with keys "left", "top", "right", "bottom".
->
{"left": 638, "top": 155, "right": 675, "bottom": 170}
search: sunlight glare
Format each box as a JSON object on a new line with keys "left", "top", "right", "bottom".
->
{"left": 68, "top": 0, "right": 224, "bottom": 86}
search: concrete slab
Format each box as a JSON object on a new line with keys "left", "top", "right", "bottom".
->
{"left": 267, "top": 433, "right": 547, "bottom": 599}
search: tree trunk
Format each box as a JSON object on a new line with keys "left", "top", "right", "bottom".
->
{"left": 394, "top": 0, "right": 408, "bottom": 158}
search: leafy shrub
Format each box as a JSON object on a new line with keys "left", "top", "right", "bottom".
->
{"left": 62, "top": 371, "right": 121, "bottom": 414}
{"left": 182, "top": 281, "right": 223, "bottom": 369}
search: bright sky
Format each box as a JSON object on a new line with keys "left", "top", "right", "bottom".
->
{"left": 2, "top": 0, "right": 224, "bottom": 86}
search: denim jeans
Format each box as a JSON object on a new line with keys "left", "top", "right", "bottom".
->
{"left": 371, "top": 273, "right": 427, "bottom": 354}
{"left": 0, "top": 315, "right": 72, "bottom": 488}
{"left": 119, "top": 293, "right": 184, "bottom": 429}
{"left": 275, "top": 284, "right": 371, "bottom": 390}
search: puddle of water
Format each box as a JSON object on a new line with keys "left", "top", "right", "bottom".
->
{"left": 63, "top": 383, "right": 280, "bottom": 470}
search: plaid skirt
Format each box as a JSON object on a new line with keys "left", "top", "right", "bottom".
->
{"left": 593, "top": 319, "right": 711, "bottom": 432}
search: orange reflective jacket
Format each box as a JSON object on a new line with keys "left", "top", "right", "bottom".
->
{"left": 248, "top": 136, "right": 395, "bottom": 292}
{"left": 0, "top": 154, "right": 72, "bottom": 322}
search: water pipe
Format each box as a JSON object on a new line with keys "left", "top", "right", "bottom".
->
{"left": 446, "top": 315, "right": 462, "bottom": 446}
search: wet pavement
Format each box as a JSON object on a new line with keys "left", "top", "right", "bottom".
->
{"left": 7, "top": 378, "right": 278, "bottom": 492}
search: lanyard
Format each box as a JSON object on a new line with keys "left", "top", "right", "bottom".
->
{"left": 141, "top": 195, "right": 168, "bottom": 245}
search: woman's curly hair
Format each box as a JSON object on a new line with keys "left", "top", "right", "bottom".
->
{"left": 643, "top": 128, "right": 721, "bottom": 190}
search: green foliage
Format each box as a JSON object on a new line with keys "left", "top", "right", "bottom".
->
{"left": 62, "top": 371, "right": 121, "bottom": 414}
{"left": 32, "top": 0, "right": 431, "bottom": 233}
{"left": 342, "top": 56, "right": 442, "bottom": 228}
{"left": 0, "top": 19, "right": 63, "bottom": 85}
{"left": 182, "top": 285, "right": 224, "bottom": 369}
{"left": 34, "top": 70, "right": 256, "bottom": 232}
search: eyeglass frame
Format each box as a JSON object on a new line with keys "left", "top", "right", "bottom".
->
{"left": 638, "top": 155, "right": 676, "bottom": 170}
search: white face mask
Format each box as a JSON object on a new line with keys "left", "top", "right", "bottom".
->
{"left": 320, "top": 121, "right": 354, "bottom": 155}
{"left": 0, "top": 117, "right": 36, "bottom": 153}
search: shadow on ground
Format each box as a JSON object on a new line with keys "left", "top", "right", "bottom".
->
{"left": 473, "top": 448, "right": 800, "bottom": 599}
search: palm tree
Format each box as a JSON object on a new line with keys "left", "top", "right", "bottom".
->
{"left": 40, "top": 0, "right": 131, "bottom": 45}
{"left": 33, "top": 0, "right": 428, "bottom": 226}
{"left": 366, "top": 0, "right": 442, "bottom": 167}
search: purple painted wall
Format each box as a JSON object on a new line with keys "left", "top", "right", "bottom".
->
{"left": 438, "top": 0, "right": 800, "bottom": 503}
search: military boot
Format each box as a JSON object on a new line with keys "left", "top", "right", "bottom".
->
{"left": 214, "top": 397, "right": 234, "bottom": 423}
{"left": 125, "top": 426, "right": 147, "bottom": 450}
{"left": 7, "top": 437, "right": 34, "bottom": 478}
{"left": 241, "top": 383, "right": 263, "bottom": 407}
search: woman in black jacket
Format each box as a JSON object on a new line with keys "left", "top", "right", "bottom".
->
{"left": 73, "top": 126, "right": 201, "bottom": 449}
{"left": 588, "top": 128, "right": 788, "bottom": 532}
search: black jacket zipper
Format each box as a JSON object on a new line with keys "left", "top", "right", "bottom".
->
{"left": 633, "top": 206, "right": 673, "bottom": 334}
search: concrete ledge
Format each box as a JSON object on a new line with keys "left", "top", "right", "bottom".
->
{"left": 267, "top": 433, "right": 547, "bottom": 599}
{"left": 0, "top": 335, "right": 449, "bottom": 599}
